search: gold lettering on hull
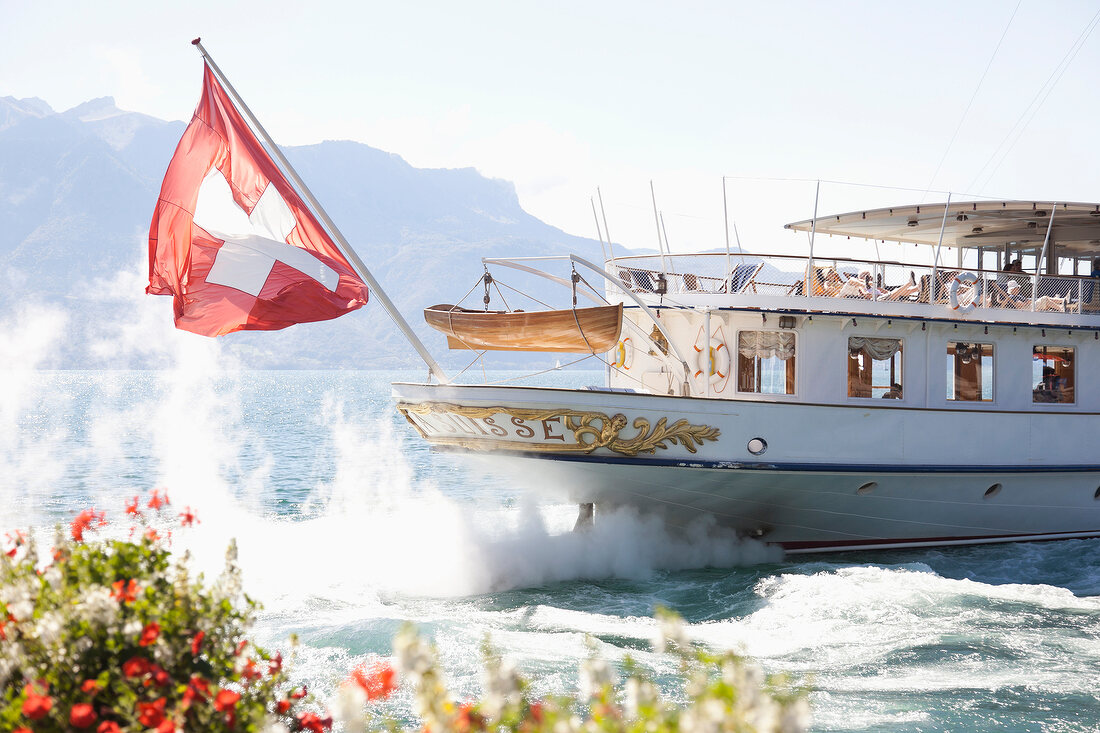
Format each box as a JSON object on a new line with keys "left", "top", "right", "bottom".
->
{"left": 395, "top": 402, "right": 720, "bottom": 457}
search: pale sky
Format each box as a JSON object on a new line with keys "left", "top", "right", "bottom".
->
{"left": 3, "top": 0, "right": 1099, "bottom": 261}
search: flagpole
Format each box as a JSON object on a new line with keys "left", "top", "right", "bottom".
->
{"left": 190, "top": 39, "right": 450, "bottom": 384}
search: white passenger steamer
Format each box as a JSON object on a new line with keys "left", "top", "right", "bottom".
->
{"left": 394, "top": 200, "right": 1100, "bottom": 552}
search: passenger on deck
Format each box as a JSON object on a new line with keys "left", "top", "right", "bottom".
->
{"left": 883, "top": 383, "right": 903, "bottom": 399}
{"left": 994, "top": 280, "right": 1068, "bottom": 311}
{"left": 882, "top": 271, "right": 922, "bottom": 301}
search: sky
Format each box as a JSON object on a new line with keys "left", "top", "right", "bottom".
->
{"left": 3, "top": 0, "right": 1100, "bottom": 261}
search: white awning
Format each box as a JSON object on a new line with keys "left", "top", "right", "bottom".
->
{"left": 785, "top": 200, "right": 1100, "bottom": 256}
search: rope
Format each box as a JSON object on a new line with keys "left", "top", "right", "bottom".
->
{"left": 921, "top": 0, "right": 1021, "bottom": 199}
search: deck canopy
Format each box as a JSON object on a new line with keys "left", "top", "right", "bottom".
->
{"left": 786, "top": 201, "right": 1100, "bottom": 257}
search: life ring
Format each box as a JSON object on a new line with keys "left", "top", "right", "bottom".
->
{"left": 693, "top": 337, "right": 730, "bottom": 391}
{"left": 611, "top": 337, "right": 633, "bottom": 369}
{"left": 948, "top": 272, "right": 979, "bottom": 313}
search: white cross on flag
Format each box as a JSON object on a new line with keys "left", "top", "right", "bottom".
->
{"left": 148, "top": 65, "right": 368, "bottom": 336}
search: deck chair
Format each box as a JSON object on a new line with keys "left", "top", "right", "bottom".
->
{"left": 726, "top": 262, "right": 764, "bottom": 294}
{"left": 629, "top": 269, "right": 656, "bottom": 292}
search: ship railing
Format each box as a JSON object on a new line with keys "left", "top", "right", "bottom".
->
{"left": 607, "top": 253, "right": 1100, "bottom": 317}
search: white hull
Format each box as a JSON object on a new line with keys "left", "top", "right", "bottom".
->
{"left": 392, "top": 381, "right": 1100, "bottom": 551}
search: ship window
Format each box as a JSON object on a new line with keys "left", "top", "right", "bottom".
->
{"left": 946, "top": 341, "right": 994, "bottom": 402}
{"left": 737, "top": 330, "right": 795, "bottom": 394}
{"left": 848, "top": 337, "right": 903, "bottom": 399}
{"left": 1032, "top": 346, "right": 1075, "bottom": 403}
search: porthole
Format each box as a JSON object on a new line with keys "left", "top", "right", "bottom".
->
{"left": 747, "top": 438, "right": 767, "bottom": 455}
{"left": 856, "top": 481, "right": 877, "bottom": 495}
{"left": 984, "top": 483, "right": 1002, "bottom": 499}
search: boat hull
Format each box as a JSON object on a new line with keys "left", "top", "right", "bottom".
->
{"left": 391, "top": 382, "right": 1100, "bottom": 552}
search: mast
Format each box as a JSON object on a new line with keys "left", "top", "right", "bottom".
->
{"left": 191, "top": 39, "right": 449, "bottom": 384}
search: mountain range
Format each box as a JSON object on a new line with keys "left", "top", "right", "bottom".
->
{"left": 0, "top": 95, "right": 614, "bottom": 369}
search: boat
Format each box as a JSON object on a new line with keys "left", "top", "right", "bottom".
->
{"left": 423, "top": 303, "right": 622, "bottom": 352}
{"left": 393, "top": 200, "right": 1100, "bottom": 552}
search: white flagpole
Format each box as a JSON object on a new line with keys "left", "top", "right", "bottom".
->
{"left": 191, "top": 39, "right": 449, "bottom": 384}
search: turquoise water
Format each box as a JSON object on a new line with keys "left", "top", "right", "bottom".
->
{"left": 4, "top": 368, "right": 1099, "bottom": 732}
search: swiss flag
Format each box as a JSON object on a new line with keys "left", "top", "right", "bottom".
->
{"left": 147, "top": 65, "right": 368, "bottom": 336}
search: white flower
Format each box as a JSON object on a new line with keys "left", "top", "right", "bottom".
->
{"left": 42, "top": 566, "right": 61, "bottom": 591}
{"left": 77, "top": 587, "right": 119, "bottom": 628}
{"left": 393, "top": 625, "right": 433, "bottom": 680}
{"left": 332, "top": 685, "right": 368, "bottom": 733}
{"left": 7, "top": 599, "right": 33, "bottom": 622}
{"left": 652, "top": 612, "right": 690, "bottom": 654}
{"left": 778, "top": 698, "right": 811, "bottom": 733}
{"left": 34, "top": 612, "right": 63, "bottom": 646}
{"left": 578, "top": 657, "right": 615, "bottom": 700}
{"left": 123, "top": 618, "right": 142, "bottom": 636}
{"left": 624, "top": 677, "right": 657, "bottom": 719}
{"left": 480, "top": 657, "right": 521, "bottom": 720}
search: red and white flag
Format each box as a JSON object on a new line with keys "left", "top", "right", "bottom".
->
{"left": 147, "top": 65, "right": 368, "bottom": 336}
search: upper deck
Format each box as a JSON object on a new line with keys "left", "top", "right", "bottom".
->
{"left": 605, "top": 200, "right": 1100, "bottom": 330}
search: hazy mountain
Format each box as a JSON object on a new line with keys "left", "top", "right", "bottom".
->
{"left": 0, "top": 96, "right": 613, "bottom": 369}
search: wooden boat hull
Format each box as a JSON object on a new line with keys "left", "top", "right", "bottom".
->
{"left": 424, "top": 304, "right": 623, "bottom": 352}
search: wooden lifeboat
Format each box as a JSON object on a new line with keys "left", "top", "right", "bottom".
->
{"left": 424, "top": 303, "right": 623, "bottom": 353}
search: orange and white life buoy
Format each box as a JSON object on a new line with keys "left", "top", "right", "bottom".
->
{"left": 949, "top": 272, "right": 979, "bottom": 313}
{"left": 611, "top": 337, "right": 633, "bottom": 369}
{"left": 693, "top": 326, "right": 730, "bottom": 393}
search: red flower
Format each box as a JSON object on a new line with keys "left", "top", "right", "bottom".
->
{"left": 348, "top": 661, "right": 397, "bottom": 701}
{"left": 241, "top": 658, "right": 261, "bottom": 681}
{"left": 81, "top": 679, "right": 100, "bottom": 694}
{"left": 182, "top": 675, "right": 211, "bottom": 708}
{"left": 235, "top": 639, "right": 248, "bottom": 656}
{"left": 139, "top": 622, "right": 161, "bottom": 646}
{"left": 455, "top": 702, "right": 482, "bottom": 733}
{"left": 149, "top": 663, "right": 170, "bottom": 687}
{"left": 136, "top": 698, "right": 167, "bottom": 727}
{"left": 156, "top": 721, "right": 175, "bottom": 733}
{"left": 71, "top": 508, "right": 106, "bottom": 542}
{"left": 529, "top": 701, "right": 544, "bottom": 723}
{"left": 15, "top": 728, "right": 32, "bottom": 733}
{"left": 277, "top": 699, "right": 292, "bottom": 714}
{"left": 122, "top": 656, "right": 151, "bottom": 678}
{"left": 144, "top": 528, "right": 162, "bottom": 542}
{"left": 111, "top": 579, "right": 140, "bottom": 603}
{"left": 125, "top": 496, "right": 143, "bottom": 517}
{"left": 97, "top": 722, "right": 122, "bottom": 733}
{"left": 191, "top": 630, "right": 205, "bottom": 656}
{"left": 214, "top": 689, "right": 241, "bottom": 711}
{"left": 290, "top": 685, "right": 308, "bottom": 700}
{"left": 296, "top": 712, "right": 333, "bottom": 732}
{"left": 22, "top": 682, "right": 53, "bottom": 719}
{"left": 147, "top": 489, "right": 170, "bottom": 510}
{"left": 70, "top": 702, "right": 97, "bottom": 728}
{"left": 269, "top": 651, "right": 283, "bottom": 675}
{"left": 179, "top": 507, "right": 199, "bottom": 527}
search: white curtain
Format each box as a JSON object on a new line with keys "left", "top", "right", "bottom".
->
{"left": 849, "top": 337, "right": 901, "bottom": 361}
{"left": 738, "top": 331, "right": 796, "bottom": 360}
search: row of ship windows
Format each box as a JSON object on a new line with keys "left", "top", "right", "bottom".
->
{"left": 736, "top": 331, "right": 1075, "bottom": 404}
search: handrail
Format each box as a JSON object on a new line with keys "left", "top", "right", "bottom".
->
{"left": 607, "top": 251, "right": 1100, "bottom": 284}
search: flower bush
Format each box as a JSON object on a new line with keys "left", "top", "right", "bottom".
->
{"left": 0, "top": 493, "right": 314, "bottom": 732}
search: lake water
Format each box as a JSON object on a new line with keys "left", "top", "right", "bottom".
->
{"left": 4, "top": 367, "right": 1099, "bottom": 732}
